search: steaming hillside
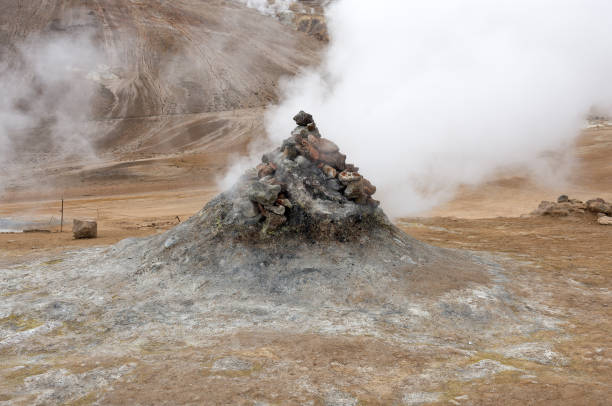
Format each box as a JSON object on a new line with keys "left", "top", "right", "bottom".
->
{"left": 0, "top": 0, "right": 321, "bottom": 155}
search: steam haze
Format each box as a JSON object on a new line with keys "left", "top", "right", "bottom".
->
{"left": 265, "top": 0, "right": 612, "bottom": 216}
{"left": 0, "top": 31, "right": 104, "bottom": 193}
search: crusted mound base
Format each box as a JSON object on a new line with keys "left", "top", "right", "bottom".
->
{"left": 111, "top": 112, "right": 492, "bottom": 305}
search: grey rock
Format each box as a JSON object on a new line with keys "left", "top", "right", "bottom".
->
{"left": 293, "top": 110, "right": 314, "bottom": 126}
{"left": 237, "top": 200, "right": 260, "bottom": 218}
{"left": 247, "top": 181, "right": 281, "bottom": 206}
{"left": 557, "top": 194, "right": 569, "bottom": 203}
{"left": 295, "top": 155, "right": 311, "bottom": 168}
{"left": 327, "top": 178, "right": 343, "bottom": 191}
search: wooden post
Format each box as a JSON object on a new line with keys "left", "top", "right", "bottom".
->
{"left": 60, "top": 197, "right": 64, "bottom": 233}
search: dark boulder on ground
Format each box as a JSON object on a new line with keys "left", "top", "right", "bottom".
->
{"left": 73, "top": 219, "right": 97, "bottom": 239}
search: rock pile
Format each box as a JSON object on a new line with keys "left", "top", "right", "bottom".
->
{"left": 244, "top": 111, "right": 378, "bottom": 233}
{"left": 106, "top": 110, "right": 495, "bottom": 319}
{"left": 532, "top": 195, "right": 612, "bottom": 224}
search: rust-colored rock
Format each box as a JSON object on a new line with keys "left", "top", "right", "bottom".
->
{"left": 338, "top": 170, "right": 362, "bottom": 185}
{"left": 257, "top": 162, "right": 277, "bottom": 178}
{"left": 307, "top": 134, "right": 339, "bottom": 154}
{"left": 362, "top": 178, "right": 376, "bottom": 196}
{"left": 321, "top": 164, "right": 337, "bottom": 179}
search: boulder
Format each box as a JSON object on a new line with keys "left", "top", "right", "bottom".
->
{"left": 557, "top": 195, "right": 569, "bottom": 203}
{"left": 73, "top": 219, "right": 97, "bottom": 239}
{"left": 247, "top": 181, "right": 281, "bottom": 206}
{"left": 586, "top": 198, "right": 612, "bottom": 215}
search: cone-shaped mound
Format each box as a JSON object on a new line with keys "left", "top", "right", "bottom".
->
{"left": 121, "top": 112, "right": 489, "bottom": 305}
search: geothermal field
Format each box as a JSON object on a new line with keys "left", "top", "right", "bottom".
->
{"left": 1, "top": 1, "right": 612, "bottom": 405}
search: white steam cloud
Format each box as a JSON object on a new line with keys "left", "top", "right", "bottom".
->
{"left": 265, "top": 0, "right": 612, "bottom": 216}
{"left": 0, "top": 32, "right": 104, "bottom": 193}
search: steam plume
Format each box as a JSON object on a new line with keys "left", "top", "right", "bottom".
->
{"left": 265, "top": 0, "right": 612, "bottom": 216}
{"left": 0, "top": 32, "right": 104, "bottom": 193}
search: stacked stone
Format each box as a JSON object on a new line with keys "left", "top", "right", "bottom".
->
{"left": 246, "top": 110, "right": 379, "bottom": 232}
{"left": 248, "top": 163, "right": 290, "bottom": 232}
{"left": 284, "top": 111, "right": 378, "bottom": 207}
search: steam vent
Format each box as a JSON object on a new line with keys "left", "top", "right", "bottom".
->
{"left": 123, "top": 111, "right": 488, "bottom": 304}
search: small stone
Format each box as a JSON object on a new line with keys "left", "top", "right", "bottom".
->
{"left": 293, "top": 110, "right": 314, "bottom": 126}
{"left": 321, "top": 164, "right": 337, "bottom": 179}
{"left": 277, "top": 198, "right": 293, "bottom": 209}
{"left": 264, "top": 204, "right": 286, "bottom": 216}
{"left": 248, "top": 181, "right": 281, "bottom": 206}
{"left": 257, "top": 162, "right": 277, "bottom": 178}
{"left": 557, "top": 194, "right": 569, "bottom": 203}
{"left": 73, "top": 219, "right": 97, "bottom": 239}
{"left": 362, "top": 178, "right": 376, "bottom": 196}
{"left": 345, "top": 163, "right": 359, "bottom": 172}
{"left": 366, "top": 197, "right": 380, "bottom": 208}
{"left": 338, "top": 170, "right": 362, "bottom": 185}
{"left": 283, "top": 145, "right": 299, "bottom": 160}
{"left": 307, "top": 134, "right": 339, "bottom": 154}
{"left": 306, "top": 122, "right": 320, "bottom": 137}
{"left": 291, "top": 126, "right": 309, "bottom": 139}
{"left": 598, "top": 215, "right": 612, "bottom": 225}
{"left": 319, "top": 151, "right": 346, "bottom": 170}
{"left": 344, "top": 179, "right": 365, "bottom": 200}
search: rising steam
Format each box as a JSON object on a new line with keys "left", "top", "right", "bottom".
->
{"left": 265, "top": 0, "right": 612, "bottom": 216}
{"left": 0, "top": 32, "right": 104, "bottom": 193}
